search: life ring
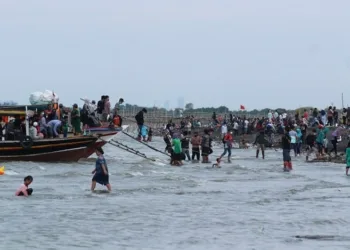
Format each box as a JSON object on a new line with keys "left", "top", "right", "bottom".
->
{"left": 20, "top": 136, "right": 34, "bottom": 149}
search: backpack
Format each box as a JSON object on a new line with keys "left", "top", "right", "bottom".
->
{"left": 97, "top": 100, "right": 104, "bottom": 114}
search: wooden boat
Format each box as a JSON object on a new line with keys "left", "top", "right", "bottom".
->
{"left": 0, "top": 136, "right": 99, "bottom": 162}
{"left": 0, "top": 105, "right": 125, "bottom": 162}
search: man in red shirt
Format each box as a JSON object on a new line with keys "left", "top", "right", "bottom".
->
{"left": 219, "top": 131, "right": 233, "bottom": 163}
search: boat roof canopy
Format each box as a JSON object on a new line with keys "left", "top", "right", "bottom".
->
{"left": 0, "top": 104, "right": 48, "bottom": 116}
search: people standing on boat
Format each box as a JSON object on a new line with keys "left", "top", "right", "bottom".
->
{"left": 81, "top": 102, "right": 90, "bottom": 130}
{"left": 102, "top": 95, "right": 111, "bottom": 122}
{"left": 71, "top": 104, "right": 82, "bottom": 135}
{"left": 39, "top": 112, "right": 48, "bottom": 138}
{"left": 181, "top": 131, "right": 191, "bottom": 161}
{"left": 91, "top": 147, "right": 111, "bottom": 192}
{"left": 45, "top": 104, "right": 57, "bottom": 122}
{"left": 29, "top": 122, "right": 43, "bottom": 140}
{"left": 219, "top": 130, "right": 233, "bottom": 163}
{"left": 47, "top": 119, "right": 62, "bottom": 138}
{"left": 282, "top": 127, "right": 292, "bottom": 171}
{"left": 113, "top": 98, "right": 124, "bottom": 117}
{"left": 61, "top": 117, "right": 69, "bottom": 138}
{"left": 97, "top": 96, "right": 106, "bottom": 121}
{"left": 191, "top": 131, "right": 201, "bottom": 161}
{"left": 15, "top": 176, "right": 33, "bottom": 196}
{"left": 135, "top": 108, "right": 147, "bottom": 140}
{"left": 254, "top": 130, "right": 266, "bottom": 159}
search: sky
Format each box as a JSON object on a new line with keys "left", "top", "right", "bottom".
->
{"left": 1, "top": 0, "right": 350, "bottom": 110}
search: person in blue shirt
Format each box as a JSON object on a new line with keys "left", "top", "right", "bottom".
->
{"left": 296, "top": 128, "right": 303, "bottom": 156}
{"left": 91, "top": 147, "right": 111, "bottom": 192}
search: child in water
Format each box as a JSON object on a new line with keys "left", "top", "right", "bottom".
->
{"left": 91, "top": 147, "right": 111, "bottom": 192}
{"left": 15, "top": 176, "right": 33, "bottom": 196}
{"left": 346, "top": 142, "right": 350, "bottom": 176}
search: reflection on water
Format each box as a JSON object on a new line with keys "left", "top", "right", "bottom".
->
{"left": 1, "top": 134, "right": 349, "bottom": 250}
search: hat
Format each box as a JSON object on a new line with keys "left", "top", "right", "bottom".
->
{"left": 33, "top": 122, "right": 38, "bottom": 127}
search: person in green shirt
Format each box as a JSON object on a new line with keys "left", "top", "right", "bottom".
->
{"left": 62, "top": 117, "right": 69, "bottom": 138}
{"left": 71, "top": 104, "right": 82, "bottom": 135}
{"left": 172, "top": 137, "right": 183, "bottom": 166}
{"left": 346, "top": 142, "right": 350, "bottom": 176}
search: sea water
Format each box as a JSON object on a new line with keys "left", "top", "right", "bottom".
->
{"left": 0, "top": 134, "right": 349, "bottom": 250}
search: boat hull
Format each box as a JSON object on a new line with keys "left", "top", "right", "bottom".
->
{"left": 0, "top": 136, "right": 98, "bottom": 162}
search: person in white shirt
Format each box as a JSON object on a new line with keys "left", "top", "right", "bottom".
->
{"left": 268, "top": 111, "right": 273, "bottom": 122}
{"left": 221, "top": 123, "right": 228, "bottom": 137}
{"left": 29, "top": 122, "right": 43, "bottom": 140}
{"left": 233, "top": 121, "right": 239, "bottom": 136}
{"left": 244, "top": 119, "right": 249, "bottom": 134}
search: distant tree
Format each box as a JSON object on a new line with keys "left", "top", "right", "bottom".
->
{"left": 0, "top": 100, "right": 17, "bottom": 106}
{"left": 185, "top": 103, "right": 194, "bottom": 110}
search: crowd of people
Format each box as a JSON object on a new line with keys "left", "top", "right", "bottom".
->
{"left": 0, "top": 95, "right": 126, "bottom": 141}
{"left": 155, "top": 106, "right": 350, "bottom": 171}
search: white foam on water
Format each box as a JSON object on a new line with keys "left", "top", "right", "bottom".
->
{"left": 3, "top": 170, "right": 19, "bottom": 175}
{"left": 152, "top": 161, "right": 166, "bottom": 167}
{"left": 231, "top": 156, "right": 241, "bottom": 159}
{"left": 129, "top": 172, "right": 144, "bottom": 176}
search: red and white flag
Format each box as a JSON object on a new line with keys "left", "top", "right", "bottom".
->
{"left": 240, "top": 105, "right": 245, "bottom": 110}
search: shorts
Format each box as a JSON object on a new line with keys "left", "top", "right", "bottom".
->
{"left": 257, "top": 143, "right": 265, "bottom": 151}
{"left": 202, "top": 147, "right": 212, "bottom": 156}
{"left": 18, "top": 188, "right": 33, "bottom": 196}
{"left": 282, "top": 149, "right": 291, "bottom": 162}
{"left": 172, "top": 153, "right": 183, "bottom": 161}
{"left": 92, "top": 173, "right": 109, "bottom": 185}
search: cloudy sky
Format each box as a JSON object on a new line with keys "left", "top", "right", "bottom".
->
{"left": 1, "top": 0, "right": 350, "bottom": 110}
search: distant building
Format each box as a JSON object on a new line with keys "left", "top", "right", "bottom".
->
{"left": 177, "top": 97, "right": 184, "bottom": 109}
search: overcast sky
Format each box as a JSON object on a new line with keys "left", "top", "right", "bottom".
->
{"left": 1, "top": 0, "right": 350, "bottom": 110}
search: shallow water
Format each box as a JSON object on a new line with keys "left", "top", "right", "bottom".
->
{"left": 1, "top": 134, "right": 350, "bottom": 250}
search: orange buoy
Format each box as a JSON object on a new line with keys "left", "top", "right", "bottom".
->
{"left": 0, "top": 166, "right": 4, "bottom": 175}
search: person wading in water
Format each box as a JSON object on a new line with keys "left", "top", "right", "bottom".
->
{"left": 254, "top": 130, "right": 266, "bottom": 159}
{"left": 219, "top": 130, "right": 233, "bottom": 163}
{"left": 191, "top": 132, "right": 201, "bottom": 162}
{"left": 135, "top": 108, "right": 147, "bottom": 141}
{"left": 201, "top": 129, "right": 213, "bottom": 163}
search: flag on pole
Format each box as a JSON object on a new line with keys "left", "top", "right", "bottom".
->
{"left": 240, "top": 105, "right": 245, "bottom": 110}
